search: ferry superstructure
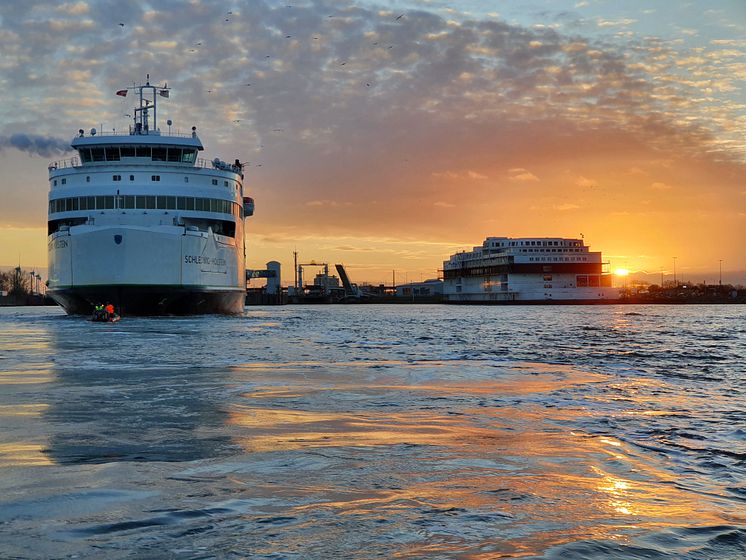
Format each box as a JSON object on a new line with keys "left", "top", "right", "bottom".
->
{"left": 47, "top": 79, "right": 254, "bottom": 315}
{"left": 443, "top": 236, "right": 620, "bottom": 303}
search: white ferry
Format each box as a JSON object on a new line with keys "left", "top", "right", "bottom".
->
{"left": 443, "top": 236, "right": 620, "bottom": 303}
{"left": 47, "top": 79, "right": 254, "bottom": 315}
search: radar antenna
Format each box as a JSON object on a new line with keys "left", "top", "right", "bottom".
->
{"left": 120, "top": 75, "right": 171, "bottom": 135}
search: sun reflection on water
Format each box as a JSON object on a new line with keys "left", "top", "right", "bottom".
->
{"left": 222, "top": 362, "right": 742, "bottom": 556}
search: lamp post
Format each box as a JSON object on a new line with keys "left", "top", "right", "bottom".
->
{"left": 672, "top": 256, "right": 677, "bottom": 287}
{"left": 719, "top": 260, "right": 722, "bottom": 286}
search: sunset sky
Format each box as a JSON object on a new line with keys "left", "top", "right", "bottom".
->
{"left": 1, "top": 0, "right": 744, "bottom": 285}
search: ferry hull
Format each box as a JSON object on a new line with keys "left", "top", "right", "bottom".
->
{"left": 48, "top": 224, "right": 245, "bottom": 316}
{"left": 49, "top": 286, "right": 245, "bottom": 316}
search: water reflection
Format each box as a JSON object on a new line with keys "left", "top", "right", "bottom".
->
{"left": 41, "top": 366, "right": 234, "bottom": 464}
{"left": 221, "top": 361, "right": 742, "bottom": 557}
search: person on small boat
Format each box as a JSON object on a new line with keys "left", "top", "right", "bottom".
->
{"left": 105, "top": 303, "right": 115, "bottom": 319}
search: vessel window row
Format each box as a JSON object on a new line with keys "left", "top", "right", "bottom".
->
{"left": 529, "top": 256, "right": 589, "bottom": 262}
{"left": 50, "top": 195, "right": 242, "bottom": 217}
{"left": 487, "top": 240, "right": 582, "bottom": 247}
{"left": 52, "top": 175, "right": 236, "bottom": 188}
{"left": 78, "top": 146, "right": 198, "bottom": 164}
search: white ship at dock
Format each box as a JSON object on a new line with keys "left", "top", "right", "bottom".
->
{"left": 47, "top": 79, "right": 254, "bottom": 315}
{"left": 444, "top": 236, "right": 620, "bottom": 303}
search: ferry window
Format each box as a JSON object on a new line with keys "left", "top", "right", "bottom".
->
{"left": 64, "top": 198, "right": 72, "bottom": 212}
{"left": 49, "top": 201, "right": 53, "bottom": 213}
{"left": 182, "top": 150, "right": 196, "bottom": 163}
{"left": 183, "top": 176, "right": 189, "bottom": 183}
{"left": 151, "top": 175, "right": 160, "bottom": 181}
{"left": 85, "top": 196, "right": 95, "bottom": 210}
{"left": 104, "top": 196, "right": 115, "bottom": 209}
{"left": 72, "top": 198, "right": 79, "bottom": 211}
{"left": 113, "top": 175, "right": 121, "bottom": 181}
{"left": 223, "top": 181, "right": 229, "bottom": 187}
{"left": 129, "top": 175, "right": 134, "bottom": 181}
{"left": 186, "top": 197, "right": 195, "bottom": 210}
{"left": 79, "top": 149, "right": 92, "bottom": 163}
{"left": 79, "top": 197, "right": 87, "bottom": 210}
{"left": 167, "top": 148, "right": 182, "bottom": 162}
{"left": 123, "top": 196, "right": 135, "bottom": 209}
{"left": 156, "top": 196, "right": 168, "bottom": 209}
{"left": 95, "top": 196, "right": 106, "bottom": 209}
{"left": 210, "top": 199, "right": 219, "bottom": 212}
{"left": 61, "top": 178, "right": 67, "bottom": 185}
{"left": 136, "top": 146, "right": 151, "bottom": 158}
{"left": 152, "top": 147, "right": 167, "bottom": 161}
{"left": 105, "top": 147, "right": 120, "bottom": 161}
{"left": 195, "top": 198, "right": 205, "bottom": 211}
{"left": 120, "top": 146, "right": 135, "bottom": 158}
{"left": 91, "top": 148, "right": 105, "bottom": 161}
{"left": 86, "top": 176, "right": 90, "bottom": 183}
{"left": 145, "top": 196, "right": 156, "bottom": 209}
{"left": 166, "top": 196, "right": 176, "bottom": 209}
{"left": 135, "top": 195, "right": 146, "bottom": 209}
{"left": 56, "top": 199, "right": 64, "bottom": 212}
{"left": 53, "top": 180, "right": 57, "bottom": 186}
{"left": 177, "top": 197, "right": 186, "bottom": 210}
{"left": 211, "top": 179, "right": 218, "bottom": 186}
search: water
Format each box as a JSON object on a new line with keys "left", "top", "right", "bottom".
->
{"left": 0, "top": 304, "right": 744, "bottom": 559}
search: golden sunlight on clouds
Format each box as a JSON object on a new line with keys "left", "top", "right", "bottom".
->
{"left": 57, "top": 2, "right": 89, "bottom": 15}
{"left": 1, "top": 1, "right": 744, "bottom": 283}
{"left": 508, "top": 168, "right": 540, "bottom": 182}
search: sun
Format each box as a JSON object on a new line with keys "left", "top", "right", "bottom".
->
{"left": 614, "top": 268, "right": 630, "bottom": 277}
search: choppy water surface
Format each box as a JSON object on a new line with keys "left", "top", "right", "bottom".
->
{"left": 0, "top": 304, "right": 744, "bottom": 559}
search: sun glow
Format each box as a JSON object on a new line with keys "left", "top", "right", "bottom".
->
{"left": 614, "top": 268, "right": 630, "bottom": 277}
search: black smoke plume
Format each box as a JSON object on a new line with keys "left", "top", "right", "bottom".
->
{"left": 0, "top": 133, "right": 72, "bottom": 157}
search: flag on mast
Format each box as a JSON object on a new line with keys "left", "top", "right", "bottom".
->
{"left": 159, "top": 90, "right": 169, "bottom": 98}
{"left": 116, "top": 89, "right": 128, "bottom": 97}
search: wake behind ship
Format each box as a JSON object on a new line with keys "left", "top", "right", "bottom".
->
{"left": 47, "top": 79, "right": 254, "bottom": 315}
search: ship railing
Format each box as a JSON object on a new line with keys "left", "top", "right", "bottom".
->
{"left": 48, "top": 157, "right": 80, "bottom": 170}
{"left": 74, "top": 129, "right": 197, "bottom": 139}
{"left": 49, "top": 156, "right": 242, "bottom": 174}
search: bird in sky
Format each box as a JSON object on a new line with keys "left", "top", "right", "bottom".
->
{"left": 395, "top": 14, "right": 404, "bottom": 21}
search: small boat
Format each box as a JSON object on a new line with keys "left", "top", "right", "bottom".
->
{"left": 91, "top": 309, "right": 120, "bottom": 322}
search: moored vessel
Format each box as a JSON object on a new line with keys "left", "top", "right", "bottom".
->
{"left": 47, "top": 78, "right": 254, "bottom": 315}
{"left": 443, "top": 236, "right": 620, "bottom": 303}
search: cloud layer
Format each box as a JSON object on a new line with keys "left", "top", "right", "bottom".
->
{"left": 0, "top": 0, "right": 744, "bottom": 279}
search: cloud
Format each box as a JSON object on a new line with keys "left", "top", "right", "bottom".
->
{"left": 508, "top": 168, "right": 539, "bottom": 182}
{"left": 0, "top": 133, "right": 72, "bottom": 157}
{"left": 0, "top": 0, "right": 744, "bottom": 280}
{"left": 434, "top": 201, "right": 455, "bottom": 207}
{"left": 650, "top": 181, "right": 673, "bottom": 190}
{"left": 555, "top": 203, "right": 580, "bottom": 211}
{"left": 575, "top": 176, "right": 598, "bottom": 188}
{"left": 432, "top": 170, "right": 487, "bottom": 180}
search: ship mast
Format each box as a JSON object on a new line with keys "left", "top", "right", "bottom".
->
{"left": 130, "top": 74, "right": 170, "bottom": 135}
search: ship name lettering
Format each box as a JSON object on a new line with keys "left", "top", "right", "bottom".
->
{"left": 184, "top": 255, "right": 226, "bottom": 266}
